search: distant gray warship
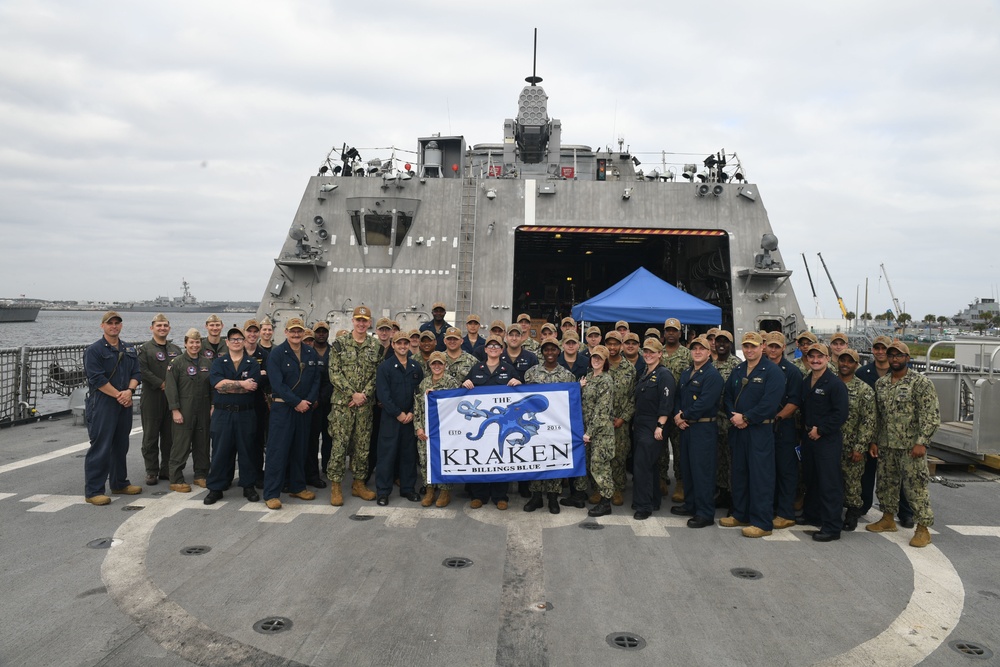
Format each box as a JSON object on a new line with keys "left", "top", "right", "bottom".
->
{"left": 117, "top": 279, "right": 224, "bottom": 313}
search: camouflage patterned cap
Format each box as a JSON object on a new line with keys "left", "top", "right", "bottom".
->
{"left": 391, "top": 330, "right": 410, "bottom": 343}
{"left": 829, "top": 332, "right": 849, "bottom": 344}
{"left": 151, "top": 313, "right": 169, "bottom": 324}
{"left": 663, "top": 317, "right": 682, "bottom": 330}
{"left": 689, "top": 335, "right": 712, "bottom": 350}
{"left": 312, "top": 320, "right": 330, "bottom": 331}
{"left": 432, "top": 301, "right": 447, "bottom": 311}
{"left": 419, "top": 330, "right": 436, "bottom": 341}
{"left": 585, "top": 326, "right": 602, "bottom": 337}
{"left": 408, "top": 329, "right": 420, "bottom": 338}
{"left": 352, "top": 305, "right": 372, "bottom": 320}
{"left": 560, "top": 316, "right": 577, "bottom": 327}
{"left": 489, "top": 319, "right": 506, "bottom": 332}
{"left": 285, "top": 317, "right": 306, "bottom": 331}
{"left": 642, "top": 338, "right": 663, "bottom": 352}
{"left": 205, "top": 314, "right": 223, "bottom": 324}
{"left": 644, "top": 327, "right": 660, "bottom": 339}
{"left": 227, "top": 326, "right": 246, "bottom": 339}
{"left": 540, "top": 338, "right": 561, "bottom": 351}
{"left": 590, "top": 345, "right": 610, "bottom": 360}
{"left": 303, "top": 328, "right": 315, "bottom": 339}
{"left": 540, "top": 322, "right": 557, "bottom": 333}
{"left": 604, "top": 331, "right": 622, "bottom": 343}
{"left": 707, "top": 327, "right": 721, "bottom": 337}
{"left": 741, "top": 331, "right": 763, "bottom": 347}
{"left": 429, "top": 351, "right": 447, "bottom": 365}
{"left": 806, "top": 342, "right": 830, "bottom": 357}
{"left": 484, "top": 335, "right": 505, "bottom": 348}
{"left": 872, "top": 335, "right": 893, "bottom": 348}
{"left": 615, "top": 320, "right": 629, "bottom": 330}
{"left": 506, "top": 324, "right": 522, "bottom": 335}
{"left": 444, "top": 327, "right": 463, "bottom": 339}
{"left": 375, "top": 317, "right": 393, "bottom": 330}
{"left": 101, "top": 310, "right": 122, "bottom": 324}
{"left": 887, "top": 339, "right": 910, "bottom": 356}
{"left": 466, "top": 314, "right": 482, "bottom": 324}
{"left": 243, "top": 319, "right": 260, "bottom": 331}
{"left": 623, "top": 332, "right": 640, "bottom": 344}
{"left": 838, "top": 348, "right": 860, "bottom": 363}
{"left": 562, "top": 331, "right": 580, "bottom": 342}
{"left": 517, "top": 313, "right": 531, "bottom": 323}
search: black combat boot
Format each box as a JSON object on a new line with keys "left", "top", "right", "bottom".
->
{"left": 523, "top": 492, "right": 544, "bottom": 512}
{"left": 560, "top": 489, "right": 587, "bottom": 508}
{"left": 588, "top": 496, "right": 612, "bottom": 517}
{"left": 547, "top": 493, "right": 560, "bottom": 514}
{"left": 842, "top": 507, "right": 862, "bottom": 532}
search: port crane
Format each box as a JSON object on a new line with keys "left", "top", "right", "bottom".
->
{"left": 880, "top": 263, "right": 903, "bottom": 319}
{"left": 801, "top": 253, "right": 823, "bottom": 318}
{"left": 817, "top": 253, "right": 848, "bottom": 318}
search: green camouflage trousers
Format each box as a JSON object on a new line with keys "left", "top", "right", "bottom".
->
{"left": 571, "top": 440, "right": 591, "bottom": 492}
{"left": 612, "top": 421, "right": 631, "bottom": 491}
{"left": 841, "top": 449, "right": 864, "bottom": 509}
{"left": 876, "top": 448, "right": 934, "bottom": 526}
{"left": 416, "top": 435, "right": 450, "bottom": 491}
{"left": 326, "top": 403, "right": 373, "bottom": 482}
{"left": 529, "top": 479, "right": 562, "bottom": 493}
{"left": 716, "top": 418, "right": 731, "bottom": 490}
{"left": 589, "top": 429, "right": 616, "bottom": 499}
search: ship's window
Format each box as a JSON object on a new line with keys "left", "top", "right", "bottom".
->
{"left": 395, "top": 213, "right": 412, "bottom": 247}
{"left": 349, "top": 211, "right": 413, "bottom": 247}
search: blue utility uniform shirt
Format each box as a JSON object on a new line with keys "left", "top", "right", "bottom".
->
{"left": 266, "top": 342, "right": 320, "bottom": 406}
{"left": 209, "top": 354, "right": 261, "bottom": 408}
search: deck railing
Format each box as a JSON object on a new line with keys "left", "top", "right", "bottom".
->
{"left": 0, "top": 345, "right": 89, "bottom": 424}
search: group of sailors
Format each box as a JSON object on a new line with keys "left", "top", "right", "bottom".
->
{"left": 82, "top": 307, "right": 940, "bottom": 547}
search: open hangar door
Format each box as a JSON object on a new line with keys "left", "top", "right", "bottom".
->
{"left": 512, "top": 226, "right": 734, "bottom": 331}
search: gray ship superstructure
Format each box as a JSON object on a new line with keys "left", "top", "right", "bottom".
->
{"left": 117, "top": 279, "right": 224, "bottom": 313}
{"left": 256, "top": 71, "right": 804, "bottom": 338}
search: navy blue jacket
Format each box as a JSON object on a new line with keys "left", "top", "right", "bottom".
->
{"left": 85, "top": 336, "right": 140, "bottom": 393}
{"left": 677, "top": 362, "right": 723, "bottom": 422}
{"left": 266, "top": 342, "right": 320, "bottom": 406}
{"left": 465, "top": 360, "right": 518, "bottom": 387}
{"left": 209, "top": 353, "right": 261, "bottom": 408}
{"left": 462, "top": 335, "right": 485, "bottom": 357}
{"left": 799, "top": 368, "right": 849, "bottom": 438}
{"left": 856, "top": 362, "right": 884, "bottom": 390}
{"left": 558, "top": 353, "right": 590, "bottom": 380}
{"left": 501, "top": 349, "right": 538, "bottom": 380}
{"left": 633, "top": 364, "right": 676, "bottom": 425}
{"left": 723, "top": 357, "right": 785, "bottom": 425}
{"left": 376, "top": 354, "right": 424, "bottom": 417}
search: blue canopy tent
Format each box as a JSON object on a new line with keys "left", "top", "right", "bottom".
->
{"left": 570, "top": 267, "right": 721, "bottom": 325}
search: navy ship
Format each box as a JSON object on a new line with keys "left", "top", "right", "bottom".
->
{"left": 0, "top": 299, "right": 40, "bottom": 323}
{"left": 117, "top": 279, "right": 225, "bottom": 313}
{"left": 254, "top": 57, "right": 804, "bottom": 338}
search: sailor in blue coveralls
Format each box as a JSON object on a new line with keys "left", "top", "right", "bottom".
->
{"left": 204, "top": 326, "right": 261, "bottom": 505}
{"left": 630, "top": 338, "right": 676, "bottom": 519}
{"left": 722, "top": 331, "right": 785, "bottom": 537}
{"left": 799, "top": 343, "right": 849, "bottom": 541}
{"left": 83, "top": 311, "right": 141, "bottom": 505}
{"left": 671, "top": 336, "right": 723, "bottom": 527}
{"left": 374, "top": 331, "right": 425, "bottom": 504}
{"left": 262, "top": 318, "right": 320, "bottom": 509}
{"left": 462, "top": 334, "right": 521, "bottom": 509}
{"left": 762, "top": 331, "right": 804, "bottom": 529}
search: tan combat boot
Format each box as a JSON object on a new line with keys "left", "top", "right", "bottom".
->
{"left": 329, "top": 483, "right": 343, "bottom": 506}
{"left": 421, "top": 487, "right": 436, "bottom": 507}
{"left": 612, "top": 490, "right": 624, "bottom": 506}
{"left": 435, "top": 489, "right": 451, "bottom": 508}
{"left": 351, "top": 479, "right": 376, "bottom": 501}
{"left": 866, "top": 512, "right": 898, "bottom": 533}
{"left": 671, "top": 485, "right": 685, "bottom": 503}
{"left": 588, "top": 491, "right": 602, "bottom": 505}
{"left": 909, "top": 525, "right": 931, "bottom": 548}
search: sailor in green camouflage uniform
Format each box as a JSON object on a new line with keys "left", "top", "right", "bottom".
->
{"left": 414, "top": 351, "right": 459, "bottom": 508}
{"left": 605, "top": 331, "right": 636, "bottom": 506}
{"left": 442, "top": 327, "right": 478, "bottom": 384}
{"left": 659, "top": 318, "right": 692, "bottom": 501}
{"left": 866, "top": 340, "right": 939, "bottom": 547}
{"left": 712, "top": 331, "right": 740, "bottom": 506}
{"left": 837, "top": 348, "right": 877, "bottom": 531}
{"left": 138, "top": 313, "right": 181, "bottom": 485}
{"left": 581, "top": 345, "right": 616, "bottom": 517}
{"left": 523, "top": 339, "right": 577, "bottom": 513}
{"left": 516, "top": 313, "right": 541, "bottom": 354}
{"left": 327, "top": 305, "right": 381, "bottom": 505}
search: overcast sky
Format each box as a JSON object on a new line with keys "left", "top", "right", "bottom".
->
{"left": 1, "top": 1, "right": 997, "bottom": 320}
